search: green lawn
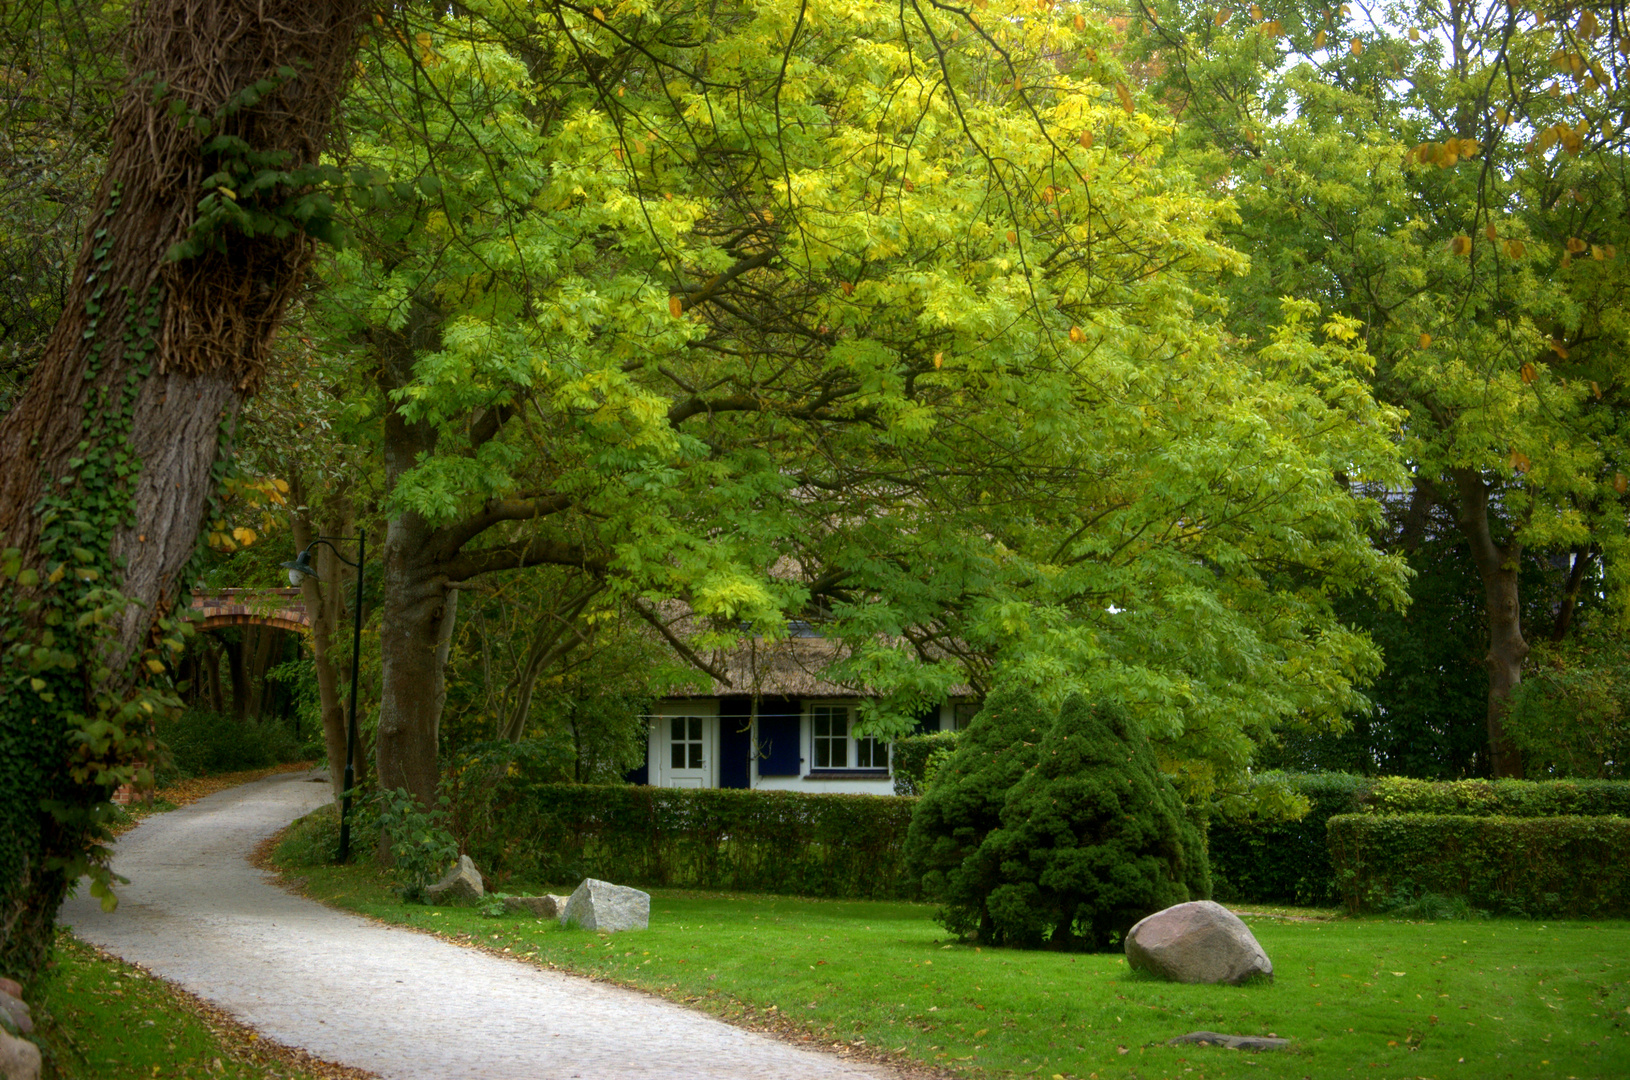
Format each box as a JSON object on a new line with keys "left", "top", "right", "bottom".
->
{"left": 29, "top": 932, "right": 343, "bottom": 1080}
{"left": 272, "top": 833, "right": 1630, "bottom": 1080}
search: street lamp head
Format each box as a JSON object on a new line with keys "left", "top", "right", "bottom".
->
{"left": 280, "top": 547, "right": 319, "bottom": 586}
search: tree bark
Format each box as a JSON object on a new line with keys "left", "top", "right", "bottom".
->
{"left": 0, "top": 0, "right": 369, "bottom": 982}
{"left": 291, "top": 487, "right": 356, "bottom": 800}
{"left": 1550, "top": 545, "right": 1592, "bottom": 643}
{"left": 1452, "top": 469, "right": 1528, "bottom": 777}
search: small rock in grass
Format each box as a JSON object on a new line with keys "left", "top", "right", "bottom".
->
{"left": 1126, "top": 900, "right": 1272, "bottom": 985}
{"left": 0, "top": 980, "right": 19, "bottom": 1001}
{"left": 0, "top": 1027, "right": 40, "bottom": 1080}
{"left": 504, "top": 895, "right": 566, "bottom": 920}
{"left": 427, "top": 854, "right": 484, "bottom": 906}
{"left": 1167, "top": 1031, "right": 1290, "bottom": 1051}
{"left": 561, "top": 879, "right": 649, "bottom": 932}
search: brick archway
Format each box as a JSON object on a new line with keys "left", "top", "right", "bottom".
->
{"left": 189, "top": 587, "right": 311, "bottom": 633}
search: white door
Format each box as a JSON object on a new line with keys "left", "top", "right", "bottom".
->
{"left": 654, "top": 702, "right": 716, "bottom": 788}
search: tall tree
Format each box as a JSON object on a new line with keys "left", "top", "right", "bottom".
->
{"left": 1134, "top": 0, "right": 1630, "bottom": 775}
{"left": 304, "top": 0, "right": 1408, "bottom": 811}
{"left": 0, "top": 0, "right": 368, "bottom": 980}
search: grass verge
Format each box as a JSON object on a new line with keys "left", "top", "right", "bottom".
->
{"left": 270, "top": 807, "right": 1630, "bottom": 1080}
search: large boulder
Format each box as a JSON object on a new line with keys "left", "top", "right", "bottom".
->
{"left": 1126, "top": 900, "right": 1272, "bottom": 985}
{"left": 427, "top": 855, "right": 484, "bottom": 906}
{"left": 0, "top": 995, "right": 30, "bottom": 1036}
{"left": 504, "top": 895, "right": 567, "bottom": 920}
{"left": 561, "top": 879, "right": 649, "bottom": 932}
{"left": 0, "top": 1029, "right": 40, "bottom": 1080}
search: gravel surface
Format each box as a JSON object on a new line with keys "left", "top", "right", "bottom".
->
{"left": 60, "top": 769, "right": 896, "bottom": 1080}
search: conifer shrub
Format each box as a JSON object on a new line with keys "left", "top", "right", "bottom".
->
{"left": 973, "top": 694, "right": 1210, "bottom": 950}
{"left": 903, "top": 683, "right": 1049, "bottom": 937}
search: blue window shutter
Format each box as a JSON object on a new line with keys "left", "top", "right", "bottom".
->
{"left": 756, "top": 711, "right": 802, "bottom": 776}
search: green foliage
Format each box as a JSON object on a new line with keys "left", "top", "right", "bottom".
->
{"left": 1357, "top": 775, "right": 1630, "bottom": 818}
{"left": 152, "top": 707, "right": 304, "bottom": 784}
{"left": 903, "top": 683, "right": 1048, "bottom": 930}
{"left": 969, "top": 695, "right": 1209, "bottom": 951}
{"left": 1506, "top": 624, "right": 1630, "bottom": 779}
{"left": 447, "top": 768, "right": 918, "bottom": 899}
{"left": 1328, "top": 813, "right": 1630, "bottom": 918}
{"left": 1207, "top": 772, "right": 1372, "bottom": 906}
{"left": 373, "top": 787, "right": 457, "bottom": 904}
{"left": 271, "top": 802, "right": 341, "bottom": 869}
{"left": 891, "top": 731, "right": 960, "bottom": 796}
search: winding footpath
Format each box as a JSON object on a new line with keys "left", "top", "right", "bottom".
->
{"left": 60, "top": 769, "right": 895, "bottom": 1080}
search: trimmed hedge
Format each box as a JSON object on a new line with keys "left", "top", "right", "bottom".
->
{"left": 453, "top": 781, "right": 920, "bottom": 899}
{"left": 1356, "top": 776, "right": 1630, "bottom": 818}
{"left": 1328, "top": 813, "right": 1630, "bottom": 917}
{"left": 1206, "top": 772, "right": 1370, "bottom": 906}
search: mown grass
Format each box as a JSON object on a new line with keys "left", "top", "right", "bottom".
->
{"left": 273, "top": 809, "right": 1630, "bottom": 1080}
{"left": 28, "top": 931, "right": 353, "bottom": 1080}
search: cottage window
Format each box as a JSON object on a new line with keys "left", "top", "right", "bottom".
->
{"left": 811, "top": 703, "right": 888, "bottom": 771}
{"left": 670, "top": 715, "right": 705, "bottom": 770}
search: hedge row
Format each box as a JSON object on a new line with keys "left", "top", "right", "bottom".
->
{"left": 1206, "top": 772, "right": 1369, "bottom": 906}
{"left": 453, "top": 779, "right": 920, "bottom": 899}
{"left": 1328, "top": 813, "right": 1630, "bottom": 918}
{"left": 1357, "top": 776, "right": 1630, "bottom": 818}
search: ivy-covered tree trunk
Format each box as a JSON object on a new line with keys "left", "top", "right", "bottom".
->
{"left": 0, "top": 0, "right": 367, "bottom": 980}
{"left": 1453, "top": 469, "right": 1528, "bottom": 778}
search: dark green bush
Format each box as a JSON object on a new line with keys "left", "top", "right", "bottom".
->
{"left": 903, "top": 683, "right": 1048, "bottom": 929}
{"left": 972, "top": 695, "right": 1209, "bottom": 950}
{"left": 892, "top": 731, "right": 961, "bottom": 795}
{"left": 153, "top": 707, "right": 304, "bottom": 783}
{"left": 1207, "top": 772, "right": 1371, "bottom": 906}
{"left": 448, "top": 769, "right": 919, "bottom": 898}
{"left": 1328, "top": 813, "right": 1630, "bottom": 918}
{"left": 1356, "top": 776, "right": 1630, "bottom": 817}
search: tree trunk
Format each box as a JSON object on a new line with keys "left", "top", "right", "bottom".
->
{"left": 1452, "top": 469, "right": 1528, "bottom": 777}
{"left": 0, "top": 0, "right": 368, "bottom": 982}
{"left": 291, "top": 491, "right": 356, "bottom": 800}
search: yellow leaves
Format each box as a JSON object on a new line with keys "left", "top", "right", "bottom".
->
{"left": 1408, "top": 137, "right": 1480, "bottom": 168}
{"left": 1495, "top": 107, "right": 1513, "bottom": 126}
{"left": 1068, "top": 325, "right": 1086, "bottom": 343}
{"left": 933, "top": 352, "right": 944, "bottom": 369}
{"left": 592, "top": 6, "right": 605, "bottom": 21}
{"left": 1485, "top": 223, "right": 1498, "bottom": 243}
{"left": 1509, "top": 448, "right": 1531, "bottom": 473}
{"left": 1592, "top": 243, "right": 1617, "bottom": 261}
{"left": 1591, "top": 380, "right": 1602, "bottom": 399}
{"left": 231, "top": 526, "right": 258, "bottom": 547}
{"left": 1079, "top": 129, "right": 1095, "bottom": 149}
{"left": 668, "top": 294, "right": 684, "bottom": 318}
{"left": 840, "top": 281, "right": 855, "bottom": 296}
{"left": 1548, "top": 339, "right": 1568, "bottom": 359}
{"left": 145, "top": 659, "right": 167, "bottom": 675}
{"left": 1315, "top": 29, "right": 1327, "bottom": 48}
{"left": 1447, "top": 234, "right": 1472, "bottom": 256}
{"left": 272, "top": 478, "right": 289, "bottom": 494}
{"left": 1577, "top": 10, "right": 1600, "bottom": 38}
{"left": 1074, "top": 13, "right": 1086, "bottom": 30}
{"left": 1614, "top": 473, "right": 1628, "bottom": 495}
{"left": 1521, "top": 361, "right": 1539, "bottom": 382}
{"left": 1250, "top": 4, "right": 1261, "bottom": 20}
{"left": 1215, "top": 8, "right": 1232, "bottom": 27}
{"left": 1006, "top": 230, "right": 1018, "bottom": 244}
{"left": 48, "top": 563, "right": 65, "bottom": 585}
{"left": 1262, "top": 19, "right": 1282, "bottom": 37}
{"left": 1409, "top": 27, "right": 1420, "bottom": 41}
{"left": 1116, "top": 82, "right": 1134, "bottom": 114}
{"left": 1418, "top": 332, "right": 1433, "bottom": 349}
{"left": 1350, "top": 37, "right": 1363, "bottom": 56}
{"left": 1503, "top": 238, "right": 1527, "bottom": 260}
{"left": 1566, "top": 236, "right": 1587, "bottom": 253}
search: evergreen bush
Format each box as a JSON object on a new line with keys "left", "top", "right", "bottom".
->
{"left": 903, "top": 682, "right": 1049, "bottom": 934}
{"left": 971, "top": 694, "right": 1209, "bottom": 950}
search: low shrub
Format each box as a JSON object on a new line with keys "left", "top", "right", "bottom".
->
{"left": 892, "top": 731, "right": 961, "bottom": 796}
{"left": 375, "top": 787, "right": 459, "bottom": 903}
{"left": 1356, "top": 776, "right": 1630, "bottom": 817}
{"left": 449, "top": 769, "right": 919, "bottom": 899}
{"left": 1328, "top": 813, "right": 1630, "bottom": 918}
{"left": 153, "top": 707, "right": 305, "bottom": 783}
{"left": 1207, "top": 772, "right": 1370, "bottom": 906}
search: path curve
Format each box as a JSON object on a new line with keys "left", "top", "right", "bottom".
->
{"left": 60, "top": 769, "right": 895, "bottom": 1080}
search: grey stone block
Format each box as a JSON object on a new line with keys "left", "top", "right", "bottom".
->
{"left": 561, "top": 879, "right": 649, "bottom": 932}
{"left": 1126, "top": 900, "right": 1272, "bottom": 985}
{"left": 427, "top": 854, "right": 484, "bottom": 906}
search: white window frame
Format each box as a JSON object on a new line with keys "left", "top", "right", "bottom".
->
{"left": 807, "top": 700, "right": 890, "bottom": 772}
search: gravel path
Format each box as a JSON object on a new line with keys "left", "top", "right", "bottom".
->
{"left": 60, "top": 769, "right": 896, "bottom": 1080}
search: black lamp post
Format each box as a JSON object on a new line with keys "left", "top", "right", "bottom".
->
{"left": 282, "top": 531, "right": 366, "bottom": 863}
